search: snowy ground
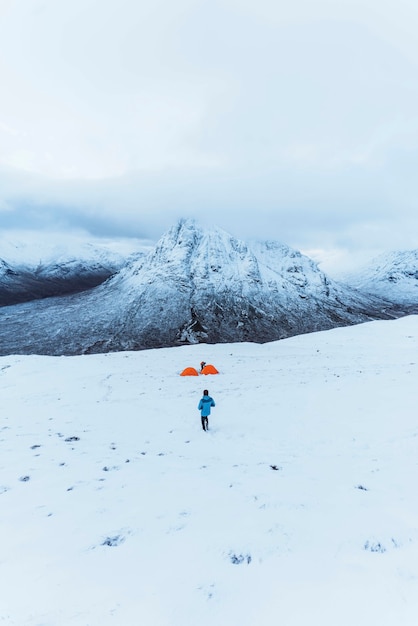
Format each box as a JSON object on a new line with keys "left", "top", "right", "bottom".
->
{"left": 1, "top": 316, "right": 418, "bottom": 626}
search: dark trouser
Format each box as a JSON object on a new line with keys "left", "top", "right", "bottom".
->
{"left": 201, "top": 416, "right": 209, "bottom": 431}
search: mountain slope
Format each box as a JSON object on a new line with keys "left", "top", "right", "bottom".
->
{"left": 343, "top": 250, "right": 418, "bottom": 306}
{"left": 0, "top": 219, "right": 398, "bottom": 356}
{"left": 0, "top": 235, "right": 149, "bottom": 306}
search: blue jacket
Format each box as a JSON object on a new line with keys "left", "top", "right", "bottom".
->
{"left": 198, "top": 395, "right": 215, "bottom": 417}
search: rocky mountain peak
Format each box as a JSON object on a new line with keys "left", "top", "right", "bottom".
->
{"left": 0, "top": 220, "right": 403, "bottom": 355}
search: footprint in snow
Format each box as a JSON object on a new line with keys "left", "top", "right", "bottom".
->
{"left": 229, "top": 552, "right": 252, "bottom": 565}
{"left": 100, "top": 529, "right": 131, "bottom": 548}
{"left": 102, "top": 535, "right": 125, "bottom": 547}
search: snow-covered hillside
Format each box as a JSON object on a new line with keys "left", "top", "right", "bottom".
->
{"left": 343, "top": 250, "right": 418, "bottom": 306}
{"left": 0, "top": 230, "right": 153, "bottom": 267}
{"left": 1, "top": 316, "right": 418, "bottom": 625}
{"left": 0, "top": 220, "right": 398, "bottom": 355}
{"left": 0, "top": 231, "right": 152, "bottom": 305}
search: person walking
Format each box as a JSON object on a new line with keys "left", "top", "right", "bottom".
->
{"left": 198, "top": 389, "right": 215, "bottom": 431}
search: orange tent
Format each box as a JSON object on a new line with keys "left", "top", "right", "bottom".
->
{"left": 201, "top": 364, "right": 219, "bottom": 375}
{"left": 180, "top": 367, "right": 199, "bottom": 376}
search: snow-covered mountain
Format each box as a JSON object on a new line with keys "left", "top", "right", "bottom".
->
{"left": 0, "top": 219, "right": 399, "bottom": 356}
{"left": 343, "top": 250, "right": 418, "bottom": 306}
{"left": 1, "top": 316, "right": 418, "bottom": 625}
{"left": 0, "top": 232, "right": 152, "bottom": 305}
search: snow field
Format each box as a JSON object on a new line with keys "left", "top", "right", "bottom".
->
{"left": 0, "top": 316, "right": 418, "bottom": 625}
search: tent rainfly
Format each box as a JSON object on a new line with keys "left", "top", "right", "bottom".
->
{"left": 201, "top": 364, "right": 219, "bottom": 375}
{"left": 180, "top": 367, "right": 199, "bottom": 376}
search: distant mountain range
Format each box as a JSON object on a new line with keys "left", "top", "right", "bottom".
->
{"left": 342, "top": 250, "right": 418, "bottom": 306}
{"left": 0, "top": 220, "right": 415, "bottom": 356}
{"left": 0, "top": 237, "right": 149, "bottom": 306}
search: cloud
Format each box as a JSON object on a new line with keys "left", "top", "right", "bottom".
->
{"left": 2, "top": 0, "right": 417, "bottom": 179}
{"left": 0, "top": 0, "right": 418, "bottom": 264}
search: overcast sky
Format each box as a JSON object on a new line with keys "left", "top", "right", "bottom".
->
{"left": 1, "top": 0, "right": 418, "bottom": 272}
